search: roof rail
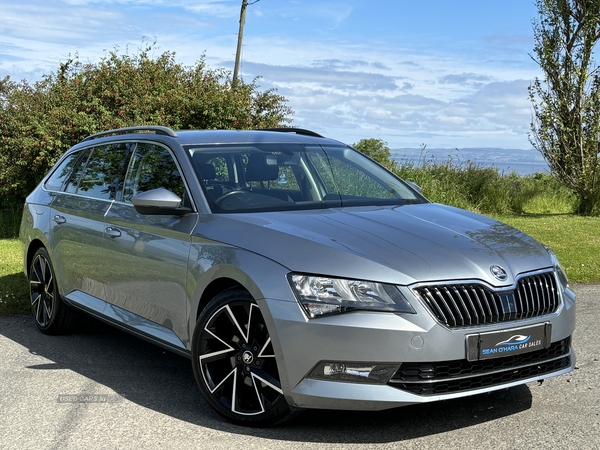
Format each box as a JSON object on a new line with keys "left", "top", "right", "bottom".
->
{"left": 259, "top": 128, "right": 324, "bottom": 138}
{"left": 82, "top": 126, "right": 178, "bottom": 142}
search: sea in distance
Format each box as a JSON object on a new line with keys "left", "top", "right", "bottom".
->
{"left": 391, "top": 147, "right": 549, "bottom": 177}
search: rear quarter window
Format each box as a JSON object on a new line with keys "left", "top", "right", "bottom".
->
{"left": 44, "top": 152, "right": 84, "bottom": 191}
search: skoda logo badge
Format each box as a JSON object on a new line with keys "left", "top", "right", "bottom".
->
{"left": 490, "top": 265, "right": 508, "bottom": 281}
{"left": 242, "top": 351, "right": 254, "bottom": 364}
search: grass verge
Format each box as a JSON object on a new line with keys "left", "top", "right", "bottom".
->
{"left": 0, "top": 239, "right": 29, "bottom": 317}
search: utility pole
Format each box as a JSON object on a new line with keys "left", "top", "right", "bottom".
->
{"left": 233, "top": 0, "right": 260, "bottom": 84}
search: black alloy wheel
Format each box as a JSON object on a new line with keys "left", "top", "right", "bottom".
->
{"left": 29, "top": 247, "right": 76, "bottom": 334}
{"left": 192, "top": 289, "right": 295, "bottom": 426}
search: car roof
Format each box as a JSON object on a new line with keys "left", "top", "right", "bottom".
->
{"left": 174, "top": 129, "right": 340, "bottom": 146}
{"left": 78, "top": 126, "right": 345, "bottom": 148}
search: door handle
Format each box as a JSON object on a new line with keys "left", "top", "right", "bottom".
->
{"left": 105, "top": 227, "right": 121, "bottom": 238}
{"left": 52, "top": 215, "right": 66, "bottom": 224}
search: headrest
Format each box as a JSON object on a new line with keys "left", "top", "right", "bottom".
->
{"left": 197, "top": 163, "right": 216, "bottom": 180}
{"left": 245, "top": 153, "right": 279, "bottom": 182}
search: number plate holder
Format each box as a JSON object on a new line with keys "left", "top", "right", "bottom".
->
{"left": 466, "top": 322, "right": 551, "bottom": 362}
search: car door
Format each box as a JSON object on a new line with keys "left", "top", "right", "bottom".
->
{"left": 48, "top": 143, "right": 132, "bottom": 299}
{"left": 102, "top": 141, "right": 196, "bottom": 343}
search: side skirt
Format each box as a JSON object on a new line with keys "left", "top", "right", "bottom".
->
{"left": 64, "top": 290, "right": 191, "bottom": 359}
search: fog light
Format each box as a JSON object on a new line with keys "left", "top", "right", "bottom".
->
{"left": 308, "top": 362, "right": 400, "bottom": 384}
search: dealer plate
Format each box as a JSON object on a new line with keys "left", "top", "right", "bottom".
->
{"left": 466, "top": 323, "right": 552, "bottom": 362}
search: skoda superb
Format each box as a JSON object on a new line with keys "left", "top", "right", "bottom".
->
{"left": 20, "top": 126, "right": 576, "bottom": 426}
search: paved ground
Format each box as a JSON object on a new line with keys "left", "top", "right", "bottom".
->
{"left": 0, "top": 285, "right": 598, "bottom": 450}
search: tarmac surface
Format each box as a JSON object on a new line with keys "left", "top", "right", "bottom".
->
{"left": 0, "top": 285, "right": 598, "bottom": 450}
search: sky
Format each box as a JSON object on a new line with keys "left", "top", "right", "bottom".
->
{"left": 0, "top": 0, "right": 543, "bottom": 149}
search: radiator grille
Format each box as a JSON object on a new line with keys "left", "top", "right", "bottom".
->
{"left": 413, "top": 271, "right": 560, "bottom": 328}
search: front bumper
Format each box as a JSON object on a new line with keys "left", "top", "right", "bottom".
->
{"left": 261, "top": 284, "right": 576, "bottom": 411}
{"left": 291, "top": 349, "right": 574, "bottom": 410}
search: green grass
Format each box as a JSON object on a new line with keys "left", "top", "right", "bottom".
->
{"left": 1, "top": 213, "right": 598, "bottom": 318}
{"left": 0, "top": 239, "right": 30, "bottom": 317}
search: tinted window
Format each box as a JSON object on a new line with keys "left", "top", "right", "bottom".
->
{"left": 64, "top": 149, "right": 92, "bottom": 195}
{"left": 123, "top": 143, "right": 186, "bottom": 203}
{"left": 65, "top": 143, "right": 132, "bottom": 201}
{"left": 44, "top": 152, "right": 84, "bottom": 191}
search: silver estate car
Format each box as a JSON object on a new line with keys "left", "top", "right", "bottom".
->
{"left": 20, "top": 126, "right": 576, "bottom": 426}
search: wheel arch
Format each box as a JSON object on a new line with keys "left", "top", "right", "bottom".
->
{"left": 195, "top": 277, "right": 245, "bottom": 320}
{"left": 190, "top": 241, "right": 291, "bottom": 303}
{"left": 189, "top": 251, "right": 293, "bottom": 342}
{"left": 25, "top": 239, "right": 47, "bottom": 276}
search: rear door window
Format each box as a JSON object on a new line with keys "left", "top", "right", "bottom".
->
{"left": 65, "top": 143, "right": 133, "bottom": 201}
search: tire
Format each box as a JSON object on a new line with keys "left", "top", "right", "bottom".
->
{"left": 29, "top": 247, "right": 77, "bottom": 335}
{"left": 191, "top": 289, "right": 296, "bottom": 426}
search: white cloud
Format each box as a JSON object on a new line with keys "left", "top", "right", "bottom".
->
{"left": 241, "top": 61, "right": 400, "bottom": 91}
{"left": 307, "top": 2, "right": 355, "bottom": 28}
{"left": 439, "top": 73, "right": 495, "bottom": 86}
{"left": 185, "top": 1, "right": 240, "bottom": 19}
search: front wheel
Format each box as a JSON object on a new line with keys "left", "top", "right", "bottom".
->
{"left": 191, "top": 289, "right": 295, "bottom": 426}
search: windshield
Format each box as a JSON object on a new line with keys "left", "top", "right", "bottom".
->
{"left": 186, "top": 143, "right": 426, "bottom": 213}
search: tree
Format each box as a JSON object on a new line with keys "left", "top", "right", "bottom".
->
{"left": 0, "top": 45, "right": 293, "bottom": 208}
{"left": 529, "top": 0, "right": 600, "bottom": 215}
{"left": 352, "top": 138, "right": 396, "bottom": 169}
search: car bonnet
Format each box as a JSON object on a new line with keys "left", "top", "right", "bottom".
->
{"left": 196, "top": 203, "right": 552, "bottom": 287}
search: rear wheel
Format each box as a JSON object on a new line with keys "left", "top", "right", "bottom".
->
{"left": 191, "top": 289, "right": 295, "bottom": 426}
{"left": 29, "top": 247, "right": 77, "bottom": 334}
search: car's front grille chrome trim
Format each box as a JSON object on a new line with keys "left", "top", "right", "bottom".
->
{"left": 412, "top": 271, "right": 560, "bottom": 328}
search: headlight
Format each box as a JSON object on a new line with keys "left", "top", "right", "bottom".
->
{"left": 288, "top": 274, "right": 415, "bottom": 318}
{"left": 545, "top": 246, "right": 569, "bottom": 289}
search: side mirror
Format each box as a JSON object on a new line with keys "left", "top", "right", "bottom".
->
{"left": 131, "top": 188, "right": 191, "bottom": 216}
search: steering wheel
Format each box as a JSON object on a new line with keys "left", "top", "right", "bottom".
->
{"left": 214, "top": 190, "right": 248, "bottom": 206}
